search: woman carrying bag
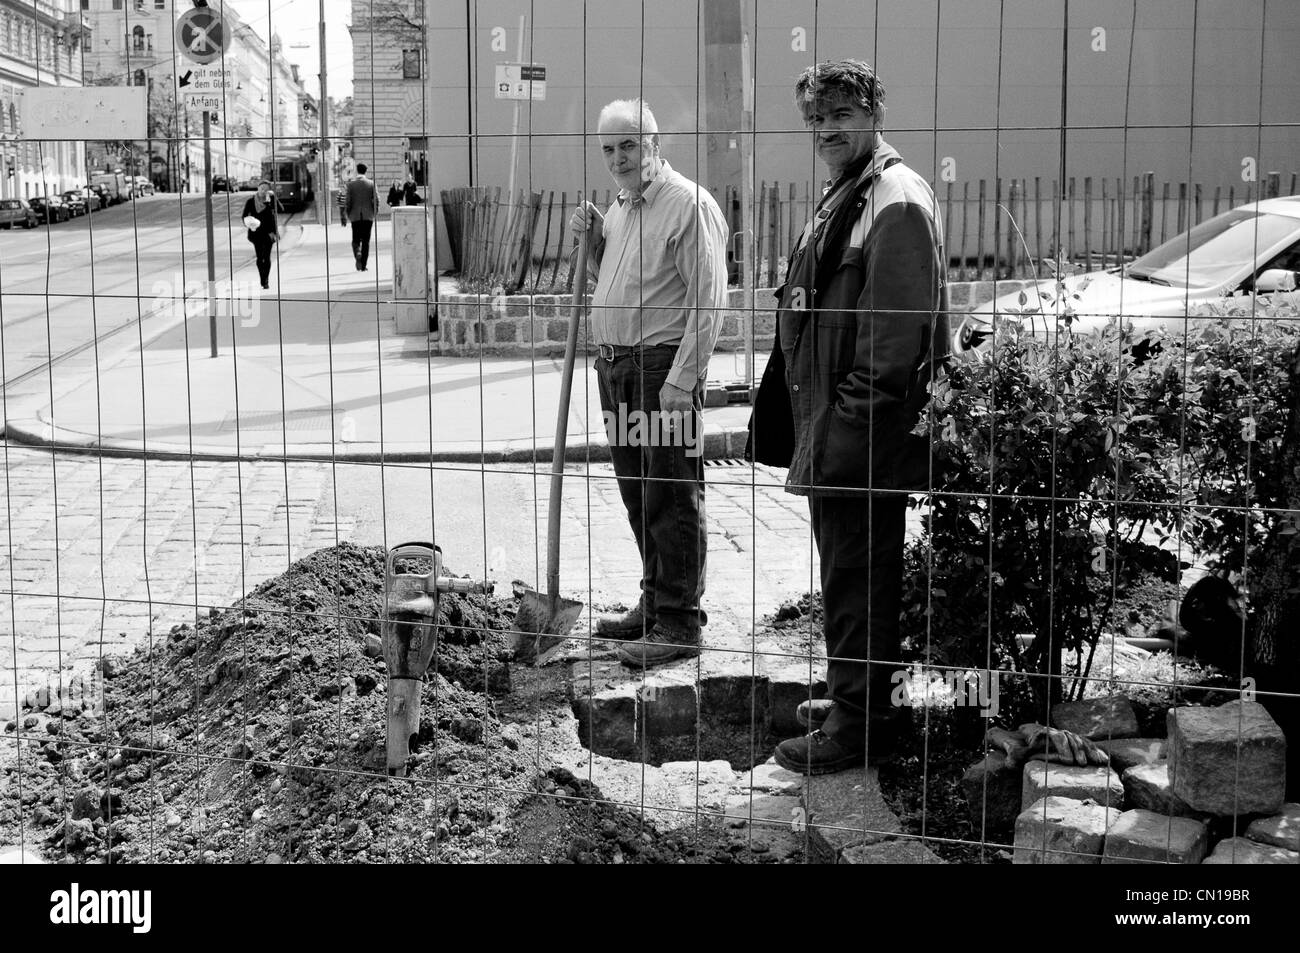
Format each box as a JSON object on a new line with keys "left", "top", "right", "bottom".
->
{"left": 242, "top": 180, "right": 282, "bottom": 290}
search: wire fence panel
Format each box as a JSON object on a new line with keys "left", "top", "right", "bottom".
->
{"left": 1, "top": 0, "right": 1299, "bottom": 887}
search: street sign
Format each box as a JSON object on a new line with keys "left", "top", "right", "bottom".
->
{"left": 494, "top": 63, "right": 546, "bottom": 101}
{"left": 178, "top": 66, "right": 233, "bottom": 95}
{"left": 183, "top": 93, "right": 223, "bottom": 112}
{"left": 176, "top": 7, "right": 228, "bottom": 66}
{"left": 19, "top": 87, "right": 146, "bottom": 139}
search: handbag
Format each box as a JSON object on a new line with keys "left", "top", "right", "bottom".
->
{"left": 242, "top": 215, "right": 261, "bottom": 230}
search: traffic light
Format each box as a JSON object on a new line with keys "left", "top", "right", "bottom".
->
{"left": 6, "top": 163, "right": 13, "bottom": 179}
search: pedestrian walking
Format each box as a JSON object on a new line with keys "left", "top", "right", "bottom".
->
{"left": 572, "top": 98, "right": 729, "bottom": 667}
{"left": 747, "top": 59, "right": 950, "bottom": 774}
{"left": 402, "top": 179, "right": 423, "bottom": 206}
{"left": 242, "top": 179, "right": 282, "bottom": 290}
{"left": 386, "top": 179, "right": 404, "bottom": 208}
{"left": 346, "top": 163, "right": 379, "bottom": 271}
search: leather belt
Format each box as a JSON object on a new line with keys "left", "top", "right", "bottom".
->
{"left": 596, "top": 343, "right": 678, "bottom": 363}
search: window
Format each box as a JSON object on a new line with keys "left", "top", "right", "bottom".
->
{"left": 155, "top": 0, "right": 166, "bottom": 8}
{"left": 133, "top": 69, "right": 145, "bottom": 87}
{"left": 81, "top": 1, "right": 89, "bottom": 10}
{"left": 113, "top": 0, "right": 123, "bottom": 9}
{"left": 132, "top": 25, "right": 145, "bottom": 51}
{"left": 402, "top": 48, "right": 422, "bottom": 80}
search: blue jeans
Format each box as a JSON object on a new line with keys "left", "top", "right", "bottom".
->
{"left": 596, "top": 346, "right": 707, "bottom": 634}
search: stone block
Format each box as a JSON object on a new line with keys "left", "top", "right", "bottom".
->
{"left": 720, "top": 315, "right": 740, "bottom": 339}
{"left": 1103, "top": 809, "right": 1209, "bottom": 864}
{"left": 1122, "top": 763, "right": 1207, "bottom": 819}
{"left": 841, "top": 838, "right": 946, "bottom": 864}
{"left": 948, "top": 283, "right": 972, "bottom": 308}
{"left": 493, "top": 320, "right": 517, "bottom": 344}
{"left": 745, "top": 760, "right": 805, "bottom": 796}
{"left": 505, "top": 295, "right": 530, "bottom": 318}
{"left": 801, "top": 767, "right": 901, "bottom": 862}
{"left": 1096, "top": 737, "right": 1165, "bottom": 772}
{"left": 1022, "top": 762, "right": 1124, "bottom": 811}
{"left": 961, "top": 751, "right": 1023, "bottom": 831}
{"left": 547, "top": 319, "right": 567, "bottom": 342}
{"left": 1167, "top": 701, "right": 1286, "bottom": 816}
{"left": 1245, "top": 803, "right": 1300, "bottom": 853}
{"left": 1013, "top": 796, "right": 1118, "bottom": 864}
{"left": 1049, "top": 695, "right": 1140, "bottom": 739}
{"left": 1203, "top": 836, "right": 1300, "bottom": 864}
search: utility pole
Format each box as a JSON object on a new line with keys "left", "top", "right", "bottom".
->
{"left": 316, "top": 0, "right": 329, "bottom": 225}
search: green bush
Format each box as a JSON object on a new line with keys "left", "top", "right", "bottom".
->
{"left": 904, "top": 291, "right": 1300, "bottom": 719}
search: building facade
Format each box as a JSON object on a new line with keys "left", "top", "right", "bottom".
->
{"left": 0, "top": 0, "right": 88, "bottom": 199}
{"left": 80, "top": 0, "right": 305, "bottom": 191}
{"left": 354, "top": 0, "right": 1300, "bottom": 264}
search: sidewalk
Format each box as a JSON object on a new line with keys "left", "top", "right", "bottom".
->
{"left": 3, "top": 223, "right": 762, "bottom": 462}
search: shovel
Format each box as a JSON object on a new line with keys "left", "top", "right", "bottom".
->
{"left": 510, "top": 227, "right": 590, "bottom": 664}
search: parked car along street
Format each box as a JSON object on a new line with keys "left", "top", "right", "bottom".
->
{"left": 28, "top": 195, "right": 70, "bottom": 224}
{"left": 212, "top": 175, "right": 233, "bottom": 193}
{"left": 131, "top": 176, "right": 155, "bottom": 197}
{"left": 0, "top": 197, "right": 37, "bottom": 229}
{"left": 952, "top": 195, "right": 1300, "bottom": 357}
{"left": 60, "top": 190, "right": 88, "bottom": 217}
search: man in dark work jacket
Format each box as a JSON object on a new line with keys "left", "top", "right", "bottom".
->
{"left": 748, "top": 59, "right": 949, "bottom": 774}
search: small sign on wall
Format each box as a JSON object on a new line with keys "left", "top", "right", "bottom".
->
{"left": 494, "top": 63, "right": 547, "bottom": 101}
{"left": 19, "top": 87, "right": 148, "bottom": 140}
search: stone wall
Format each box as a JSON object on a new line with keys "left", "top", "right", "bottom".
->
{"left": 429, "top": 280, "right": 1037, "bottom": 356}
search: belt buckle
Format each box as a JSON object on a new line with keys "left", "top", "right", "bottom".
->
{"left": 598, "top": 344, "right": 615, "bottom": 362}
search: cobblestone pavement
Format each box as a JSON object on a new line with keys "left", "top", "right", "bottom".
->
{"left": 1, "top": 445, "right": 924, "bottom": 721}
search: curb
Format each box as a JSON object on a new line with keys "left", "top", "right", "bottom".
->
{"left": 1, "top": 418, "right": 755, "bottom": 464}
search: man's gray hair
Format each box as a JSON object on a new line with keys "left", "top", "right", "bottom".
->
{"left": 597, "top": 98, "right": 659, "bottom": 137}
{"left": 794, "top": 59, "right": 886, "bottom": 113}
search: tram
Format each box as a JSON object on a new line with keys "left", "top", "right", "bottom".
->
{"left": 260, "top": 151, "right": 315, "bottom": 212}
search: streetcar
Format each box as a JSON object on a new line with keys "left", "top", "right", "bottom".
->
{"left": 259, "top": 151, "right": 315, "bottom": 212}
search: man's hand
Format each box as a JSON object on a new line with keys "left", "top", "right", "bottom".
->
{"left": 659, "top": 381, "right": 694, "bottom": 419}
{"left": 569, "top": 201, "right": 604, "bottom": 246}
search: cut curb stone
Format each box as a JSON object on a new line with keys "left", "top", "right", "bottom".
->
{"left": 961, "top": 751, "right": 1022, "bottom": 831}
{"left": 1013, "top": 796, "right": 1119, "bottom": 864}
{"left": 841, "top": 838, "right": 947, "bottom": 864}
{"left": 1122, "top": 763, "right": 1208, "bottom": 819}
{"left": 1244, "top": 803, "right": 1300, "bottom": 853}
{"left": 1022, "top": 762, "right": 1124, "bottom": 811}
{"left": 1203, "top": 837, "right": 1300, "bottom": 864}
{"left": 1102, "top": 808, "right": 1209, "bottom": 864}
{"left": 1095, "top": 737, "right": 1166, "bottom": 772}
{"left": 1167, "top": 701, "right": 1286, "bottom": 816}
{"left": 1049, "top": 696, "right": 1140, "bottom": 740}
{"left": 800, "top": 767, "right": 901, "bottom": 863}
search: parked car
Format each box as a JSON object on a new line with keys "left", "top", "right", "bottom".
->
{"left": 212, "top": 175, "right": 233, "bottom": 193}
{"left": 61, "top": 190, "right": 88, "bottom": 217}
{"left": 952, "top": 196, "right": 1300, "bottom": 358}
{"left": 78, "top": 188, "right": 103, "bottom": 213}
{"left": 238, "top": 179, "right": 258, "bottom": 191}
{"left": 0, "top": 198, "right": 37, "bottom": 229}
{"left": 28, "top": 195, "right": 70, "bottom": 224}
{"left": 88, "top": 184, "right": 113, "bottom": 208}
{"left": 130, "top": 176, "right": 155, "bottom": 197}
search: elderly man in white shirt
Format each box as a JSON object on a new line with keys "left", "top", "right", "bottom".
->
{"left": 569, "top": 98, "right": 729, "bottom": 667}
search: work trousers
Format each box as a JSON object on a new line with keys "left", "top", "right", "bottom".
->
{"left": 809, "top": 491, "right": 908, "bottom": 737}
{"left": 250, "top": 233, "right": 275, "bottom": 287}
{"left": 595, "top": 345, "right": 707, "bottom": 633}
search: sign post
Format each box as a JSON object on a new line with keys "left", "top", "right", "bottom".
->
{"left": 176, "top": 5, "right": 228, "bottom": 357}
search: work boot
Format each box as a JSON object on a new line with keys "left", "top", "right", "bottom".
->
{"left": 595, "top": 601, "right": 654, "bottom": 641}
{"left": 796, "top": 699, "right": 835, "bottom": 731}
{"left": 615, "top": 622, "right": 700, "bottom": 668}
{"left": 773, "top": 725, "right": 897, "bottom": 775}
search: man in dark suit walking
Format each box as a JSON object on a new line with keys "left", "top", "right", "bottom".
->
{"left": 345, "top": 163, "right": 378, "bottom": 271}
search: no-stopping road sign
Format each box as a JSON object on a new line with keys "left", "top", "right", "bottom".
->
{"left": 176, "top": 6, "right": 228, "bottom": 66}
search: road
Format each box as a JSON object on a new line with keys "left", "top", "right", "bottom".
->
{"left": 0, "top": 194, "right": 303, "bottom": 386}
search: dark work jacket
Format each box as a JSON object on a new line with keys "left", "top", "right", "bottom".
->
{"left": 242, "top": 195, "right": 280, "bottom": 244}
{"left": 746, "top": 142, "right": 949, "bottom": 496}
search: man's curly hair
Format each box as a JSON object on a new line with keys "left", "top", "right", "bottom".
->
{"left": 794, "top": 59, "right": 886, "bottom": 113}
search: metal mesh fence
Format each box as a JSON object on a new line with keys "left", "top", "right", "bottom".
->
{"left": 0, "top": 0, "right": 1298, "bottom": 869}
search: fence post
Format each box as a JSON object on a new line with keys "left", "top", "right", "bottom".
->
{"left": 960, "top": 181, "right": 970, "bottom": 279}
{"left": 1141, "top": 171, "right": 1154, "bottom": 255}
{"left": 1194, "top": 183, "right": 1203, "bottom": 226}
{"left": 944, "top": 181, "right": 953, "bottom": 276}
{"left": 1083, "top": 177, "right": 1092, "bottom": 272}
{"left": 976, "top": 179, "right": 987, "bottom": 280}
{"left": 1034, "top": 176, "right": 1043, "bottom": 277}
{"left": 1160, "top": 182, "right": 1170, "bottom": 244}
{"left": 993, "top": 177, "right": 1002, "bottom": 278}
{"left": 1266, "top": 171, "right": 1281, "bottom": 199}
{"left": 1067, "top": 177, "right": 1076, "bottom": 268}
{"left": 1212, "top": 185, "right": 1222, "bottom": 219}
{"left": 1004, "top": 179, "right": 1016, "bottom": 277}
{"left": 1177, "top": 182, "right": 1187, "bottom": 236}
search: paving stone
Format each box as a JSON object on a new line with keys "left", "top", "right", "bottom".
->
{"left": 1122, "top": 763, "right": 1208, "bottom": 819}
{"left": 1167, "top": 701, "right": 1286, "bottom": 816}
{"left": 745, "top": 759, "right": 805, "bottom": 796}
{"left": 1244, "top": 803, "right": 1300, "bottom": 853}
{"left": 1022, "top": 762, "right": 1124, "bottom": 811}
{"left": 1013, "top": 796, "right": 1118, "bottom": 864}
{"left": 721, "top": 794, "right": 805, "bottom": 861}
{"left": 1095, "top": 737, "right": 1165, "bottom": 771}
{"left": 962, "top": 751, "right": 1023, "bottom": 832}
{"left": 1202, "top": 837, "right": 1300, "bottom": 865}
{"left": 800, "top": 767, "right": 901, "bottom": 862}
{"left": 841, "top": 838, "right": 946, "bottom": 864}
{"left": 1103, "top": 808, "right": 1209, "bottom": 864}
{"left": 1049, "top": 696, "right": 1140, "bottom": 739}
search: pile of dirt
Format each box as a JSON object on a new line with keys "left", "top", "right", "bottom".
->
{"left": 0, "top": 544, "right": 785, "bottom": 863}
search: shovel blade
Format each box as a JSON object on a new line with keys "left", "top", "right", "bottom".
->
{"left": 511, "top": 589, "right": 584, "bottom": 665}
